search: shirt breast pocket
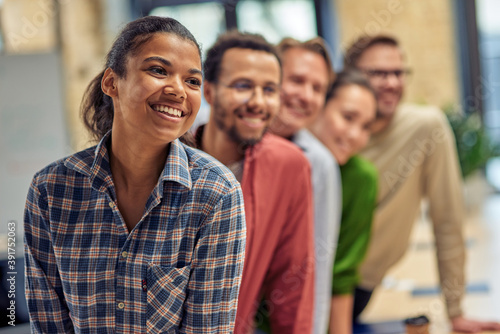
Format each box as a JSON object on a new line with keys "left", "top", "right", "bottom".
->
{"left": 146, "top": 263, "right": 191, "bottom": 333}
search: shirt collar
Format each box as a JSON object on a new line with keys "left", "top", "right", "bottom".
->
{"left": 193, "top": 124, "right": 204, "bottom": 149}
{"left": 65, "top": 131, "right": 192, "bottom": 193}
{"left": 160, "top": 137, "right": 192, "bottom": 190}
{"left": 290, "top": 129, "right": 312, "bottom": 153}
{"left": 62, "top": 131, "right": 113, "bottom": 193}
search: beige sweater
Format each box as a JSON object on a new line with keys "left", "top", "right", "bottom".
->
{"left": 360, "top": 104, "right": 465, "bottom": 318}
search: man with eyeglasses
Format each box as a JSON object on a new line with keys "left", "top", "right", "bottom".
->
{"left": 196, "top": 31, "right": 315, "bottom": 334}
{"left": 345, "top": 35, "right": 500, "bottom": 333}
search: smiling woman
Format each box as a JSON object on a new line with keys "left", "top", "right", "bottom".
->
{"left": 310, "top": 70, "right": 378, "bottom": 334}
{"left": 23, "top": 16, "right": 246, "bottom": 333}
{"left": 81, "top": 18, "right": 203, "bottom": 147}
{"left": 100, "top": 33, "right": 202, "bottom": 151}
{"left": 312, "top": 70, "right": 376, "bottom": 165}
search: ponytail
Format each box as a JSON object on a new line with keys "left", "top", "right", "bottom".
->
{"left": 81, "top": 70, "right": 114, "bottom": 141}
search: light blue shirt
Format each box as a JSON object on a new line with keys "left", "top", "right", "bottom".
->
{"left": 292, "top": 129, "right": 342, "bottom": 334}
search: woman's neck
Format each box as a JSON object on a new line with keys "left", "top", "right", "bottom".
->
{"left": 109, "top": 130, "right": 169, "bottom": 191}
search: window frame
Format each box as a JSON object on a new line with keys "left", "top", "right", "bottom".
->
{"left": 130, "top": 0, "right": 337, "bottom": 43}
{"left": 454, "top": 0, "right": 483, "bottom": 115}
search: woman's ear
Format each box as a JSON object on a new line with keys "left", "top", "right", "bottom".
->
{"left": 101, "top": 68, "right": 118, "bottom": 97}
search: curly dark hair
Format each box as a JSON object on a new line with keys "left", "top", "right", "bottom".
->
{"left": 203, "top": 30, "right": 281, "bottom": 83}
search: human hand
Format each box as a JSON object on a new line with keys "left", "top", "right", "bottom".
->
{"left": 451, "top": 315, "right": 500, "bottom": 333}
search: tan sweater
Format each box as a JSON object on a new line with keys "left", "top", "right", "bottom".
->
{"left": 360, "top": 104, "right": 466, "bottom": 318}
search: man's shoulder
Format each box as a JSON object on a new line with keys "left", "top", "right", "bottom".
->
{"left": 255, "top": 133, "right": 310, "bottom": 167}
{"left": 292, "top": 129, "right": 337, "bottom": 168}
{"left": 261, "top": 132, "right": 303, "bottom": 152}
{"left": 398, "top": 103, "right": 448, "bottom": 128}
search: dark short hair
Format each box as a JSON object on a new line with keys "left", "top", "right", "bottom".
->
{"left": 344, "top": 35, "right": 399, "bottom": 69}
{"left": 277, "top": 36, "right": 335, "bottom": 87}
{"left": 203, "top": 30, "right": 281, "bottom": 83}
{"left": 326, "top": 69, "right": 377, "bottom": 102}
{"left": 81, "top": 16, "right": 201, "bottom": 141}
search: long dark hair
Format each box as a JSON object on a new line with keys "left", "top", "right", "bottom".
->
{"left": 81, "top": 16, "right": 201, "bottom": 143}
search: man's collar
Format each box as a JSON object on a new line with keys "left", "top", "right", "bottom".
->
{"left": 194, "top": 124, "right": 205, "bottom": 150}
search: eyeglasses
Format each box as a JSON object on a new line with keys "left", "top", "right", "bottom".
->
{"left": 218, "top": 79, "right": 280, "bottom": 104}
{"left": 359, "top": 68, "right": 411, "bottom": 81}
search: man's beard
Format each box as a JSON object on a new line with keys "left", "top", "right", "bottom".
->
{"left": 375, "top": 89, "right": 401, "bottom": 120}
{"left": 212, "top": 99, "right": 268, "bottom": 150}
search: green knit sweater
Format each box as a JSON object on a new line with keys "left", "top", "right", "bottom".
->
{"left": 332, "top": 155, "right": 378, "bottom": 295}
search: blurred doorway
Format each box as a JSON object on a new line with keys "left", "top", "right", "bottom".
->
{"left": 143, "top": 0, "right": 321, "bottom": 51}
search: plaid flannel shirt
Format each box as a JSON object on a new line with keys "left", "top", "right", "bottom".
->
{"left": 24, "top": 133, "right": 246, "bottom": 333}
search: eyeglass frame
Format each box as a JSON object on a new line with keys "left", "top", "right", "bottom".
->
{"left": 216, "top": 79, "right": 281, "bottom": 104}
{"left": 358, "top": 68, "right": 412, "bottom": 81}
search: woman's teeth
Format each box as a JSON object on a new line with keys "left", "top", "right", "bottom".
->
{"left": 153, "top": 105, "right": 182, "bottom": 117}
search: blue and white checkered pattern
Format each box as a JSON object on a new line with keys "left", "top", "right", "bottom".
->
{"left": 24, "top": 132, "right": 246, "bottom": 333}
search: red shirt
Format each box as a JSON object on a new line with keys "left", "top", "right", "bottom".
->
{"left": 234, "top": 133, "right": 315, "bottom": 334}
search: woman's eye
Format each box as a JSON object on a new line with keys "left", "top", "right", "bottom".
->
{"left": 149, "top": 67, "right": 167, "bottom": 75}
{"left": 313, "top": 85, "right": 322, "bottom": 93}
{"left": 343, "top": 114, "right": 354, "bottom": 122}
{"left": 186, "top": 78, "right": 202, "bottom": 87}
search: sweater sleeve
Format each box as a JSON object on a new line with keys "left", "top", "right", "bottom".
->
{"left": 422, "top": 112, "right": 466, "bottom": 319}
{"left": 332, "top": 156, "right": 378, "bottom": 295}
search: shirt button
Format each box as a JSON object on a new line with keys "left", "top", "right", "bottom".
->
{"left": 121, "top": 251, "right": 128, "bottom": 258}
{"left": 109, "top": 202, "right": 115, "bottom": 209}
{"left": 117, "top": 302, "right": 125, "bottom": 309}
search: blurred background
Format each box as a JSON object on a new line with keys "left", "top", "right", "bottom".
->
{"left": 1, "top": 0, "right": 500, "bottom": 332}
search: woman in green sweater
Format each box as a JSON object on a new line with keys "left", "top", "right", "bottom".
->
{"left": 310, "top": 70, "right": 378, "bottom": 334}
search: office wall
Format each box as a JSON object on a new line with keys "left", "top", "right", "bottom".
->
{"left": 1, "top": 0, "right": 129, "bottom": 151}
{"left": 1, "top": 0, "right": 462, "bottom": 150}
{"left": 0, "top": 52, "right": 69, "bottom": 235}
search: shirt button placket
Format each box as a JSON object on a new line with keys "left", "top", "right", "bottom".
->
{"left": 117, "top": 245, "right": 128, "bottom": 325}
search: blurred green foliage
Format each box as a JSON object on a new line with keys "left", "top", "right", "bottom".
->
{"left": 444, "top": 106, "right": 500, "bottom": 178}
